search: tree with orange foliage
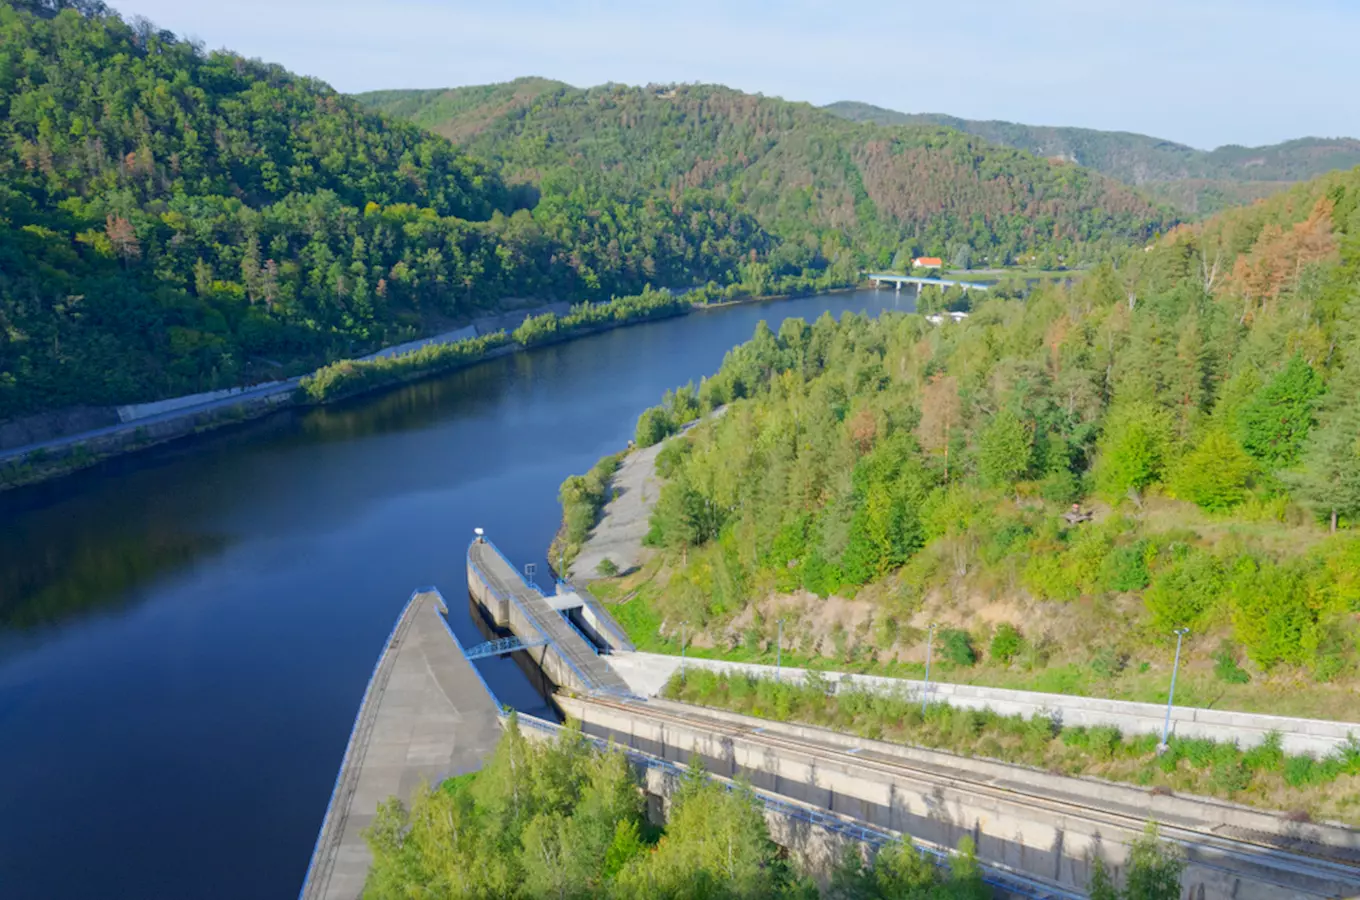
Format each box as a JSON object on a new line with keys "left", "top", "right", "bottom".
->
{"left": 917, "top": 374, "right": 961, "bottom": 481}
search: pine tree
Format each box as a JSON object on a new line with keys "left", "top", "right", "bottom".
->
{"left": 1237, "top": 355, "right": 1324, "bottom": 469}
{"left": 1292, "top": 350, "right": 1360, "bottom": 531}
{"left": 978, "top": 409, "right": 1034, "bottom": 489}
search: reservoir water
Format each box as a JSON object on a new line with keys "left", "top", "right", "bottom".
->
{"left": 0, "top": 288, "right": 913, "bottom": 899}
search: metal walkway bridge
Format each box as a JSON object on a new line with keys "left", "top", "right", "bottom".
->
{"left": 463, "top": 635, "right": 546, "bottom": 660}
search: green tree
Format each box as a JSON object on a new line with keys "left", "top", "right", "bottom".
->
{"left": 1121, "top": 824, "right": 1185, "bottom": 900}
{"left": 1237, "top": 355, "right": 1324, "bottom": 469}
{"left": 1095, "top": 404, "right": 1174, "bottom": 501}
{"left": 1171, "top": 429, "right": 1254, "bottom": 511}
{"left": 978, "top": 409, "right": 1034, "bottom": 489}
{"left": 1291, "top": 357, "right": 1360, "bottom": 531}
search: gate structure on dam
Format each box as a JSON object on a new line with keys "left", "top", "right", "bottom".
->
{"left": 299, "top": 533, "right": 1360, "bottom": 900}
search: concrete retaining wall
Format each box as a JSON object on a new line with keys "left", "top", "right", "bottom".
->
{"left": 637, "top": 697, "right": 1360, "bottom": 851}
{"left": 577, "top": 590, "right": 636, "bottom": 653}
{"left": 513, "top": 713, "right": 1063, "bottom": 896}
{"left": 116, "top": 381, "right": 291, "bottom": 422}
{"left": 561, "top": 696, "right": 1356, "bottom": 900}
{"left": 607, "top": 652, "right": 1360, "bottom": 757}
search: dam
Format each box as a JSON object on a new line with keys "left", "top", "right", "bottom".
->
{"left": 298, "top": 536, "right": 1360, "bottom": 900}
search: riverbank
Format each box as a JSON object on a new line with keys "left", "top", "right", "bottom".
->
{"left": 0, "top": 282, "right": 858, "bottom": 491}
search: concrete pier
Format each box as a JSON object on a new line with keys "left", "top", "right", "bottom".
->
{"left": 467, "top": 537, "right": 631, "bottom": 695}
{"left": 298, "top": 589, "right": 502, "bottom": 900}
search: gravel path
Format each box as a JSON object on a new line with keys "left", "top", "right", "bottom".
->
{"left": 569, "top": 442, "right": 664, "bottom": 581}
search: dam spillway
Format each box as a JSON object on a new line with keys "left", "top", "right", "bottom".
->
{"left": 466, "top": 535, "right": 631, "bottom": 695}
{"left": 298, "top": 589, "right": 502, "bottom": 900}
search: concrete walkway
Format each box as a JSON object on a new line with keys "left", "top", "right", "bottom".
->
{"left": 299, "top": 590, "right": 502, "bottom": 900}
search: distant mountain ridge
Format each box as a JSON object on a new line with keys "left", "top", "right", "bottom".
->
{"left": 825, "top": 101, "right": 1360, "bottom": 213}
{"left": 358, "top": 78, "right": 1174, "bottom": 269}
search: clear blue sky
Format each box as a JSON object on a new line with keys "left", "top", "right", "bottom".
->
{"left": 116, "top": 0, "right": 1357, "bottom": 150}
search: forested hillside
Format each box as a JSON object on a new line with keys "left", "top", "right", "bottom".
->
{"left": 358, "top": 80, "right": 1176, "bottom": 272}
{"left": 0, "top": 2, "right": 777, "bottom": 418}
{"left": 615, "top": 165, "right": 1360, "bottom": 709}
{"left": 826, "top": 101, "right": 1360, "bottom": 215}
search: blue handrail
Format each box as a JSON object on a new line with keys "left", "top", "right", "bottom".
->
{"left": 465, "top": 635, "right": 547, "bottom": 660}
{"left": 469, "top": 557, "right": 604, "bottom": 695}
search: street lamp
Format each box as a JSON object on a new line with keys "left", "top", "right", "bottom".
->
{"left": 775, "top": 619, "right": 786, "bottom": 682}
{"left": 1160, "top": 628, "right": 1190, "bottom": 752}
{"left": 921, "top": 623, "right": 938, "bottom": 714}
{"left": 679, "top": 621, "right": 689, "bottom": 679}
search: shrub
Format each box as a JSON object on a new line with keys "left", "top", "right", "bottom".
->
{"left": 1098, "top": 543, "right": 1150, "bottom": 592}
{"left": 1211, "top": 757, "right": 1251, "bottom": 795}
{"left": 1039, "top": 469, "right": 1080, "bottom": 505}
{"left": 1228, "top": 558, "right": 1316, "bottom": 670}
{"left": 596, "top": 557, "right": 619, "bottom": 577}
{"left": 1090, "top": 647, "right": 1129, "bottom": 679}
{"left": 1242, "top": 732, "right": 1284, "bottom": 773}
{"left": 989, "top": 623, "right": 1025, "bottom": 665}
{"left": 938, "top": 628, "right": 977, "bottom": 667}
{"left": 1022, "top": 552, "right": 1080, "bottom": 601}
{"left": 1212, "top": 641, "right": 1250, "bottom": 684}
{"left": 1087, "top": 726, "right": 1122, "bottom": 760}
{"left": 1143, "top": 547, "right": 1225, "bottom": 631}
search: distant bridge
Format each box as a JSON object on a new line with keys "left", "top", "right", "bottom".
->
{"left": 865, "top": 273, "right": 991, "bottom": 291}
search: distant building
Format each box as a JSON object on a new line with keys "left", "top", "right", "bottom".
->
{"left": 913, "top": 257, "right": 943, "bottom": 269}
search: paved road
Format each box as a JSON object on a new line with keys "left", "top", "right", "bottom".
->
{"left": 0, "top": 377, "right": 300, "bottom": 464}
{"left": 298, "top": 590, "right": 502, "bottom": 900}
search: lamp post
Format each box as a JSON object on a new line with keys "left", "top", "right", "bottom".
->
{"left": 921, "top": 623, "right": 938, "bottom": 714}
{"left": 680, "top": 621, "right": 688, "bottom": 679}
{"left": 775, "top": 619, "right": 785, "bottom": 681}
{"left": 1160, "top": 628, "right": 1190, "bottom": 752}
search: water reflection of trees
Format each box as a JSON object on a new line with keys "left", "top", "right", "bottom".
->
{"left": 296, "top": 354, "right": 519, "bottom": 444}
{"left": 0, "top": 526, "right": 225, "bottom": 631}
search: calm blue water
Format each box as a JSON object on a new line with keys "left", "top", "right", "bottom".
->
{"left": 0, "top": 288, "right": 913, "bottom": 899}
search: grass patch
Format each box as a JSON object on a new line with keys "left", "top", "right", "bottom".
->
{"left": 665, "top": 669, "right": 1360, "bottom": 825}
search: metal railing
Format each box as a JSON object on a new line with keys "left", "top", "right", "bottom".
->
{"left": 298, "top": 589, "right": 423, "bottom": 900}
{"left": 469, "top": 556, "right": 609, "bottom": 695}
{"left": 560, "top": 612, "right": 606, "bottom": 656}
{"left": 464, "top": 635, "right": 547, "bottom": 660}
{"left": 511, "top": 713, "right": 1081, "bottom": 900}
